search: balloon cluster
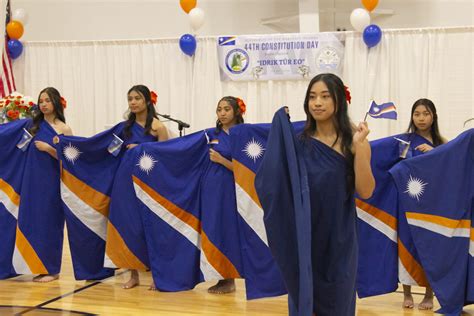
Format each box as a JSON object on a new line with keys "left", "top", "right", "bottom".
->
{"left": 350, "top": 0, "right": 382, "bottom": 48}
{"left": 178, "top": 0, "right": 205, "bottom": 57}
{"left": 7, "top": 8, "right": 28, "bottom": 59}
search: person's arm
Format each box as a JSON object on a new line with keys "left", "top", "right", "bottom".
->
{"left": 35, "top": 124, "right": 73, "bottom": 159}
{"left": 152, "top": 119, "right": 169, "bottom": 141}
{"left": 352, "top": 122, "right": 375, "bottom": 199}
{"left": 35, "top": 141, "right": 58, "bottom": 159}
{"left": 62, "top": 125, "right": 73, "bottom": 136}
{"left": 415, "top": 143, "right": 434, "bottom": 152}
{"left": 209, "top": 148, "right": 233, "bottom": 171}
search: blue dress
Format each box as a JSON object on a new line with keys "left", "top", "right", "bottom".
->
{"left": 16, "top": 121, "right": 64, "bottom": 275}
{"left": 106, "top": 122, "right": 157, "bottom": 269}
{"left": 302, "top": 138, "right": 357, "bottom": 315}
{"left": 199, "top": 128, "right": 242, "bottom": 280}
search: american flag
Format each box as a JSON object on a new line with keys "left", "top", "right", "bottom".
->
{"left": 0, "top": 0, "right": 16, "bottom": 98}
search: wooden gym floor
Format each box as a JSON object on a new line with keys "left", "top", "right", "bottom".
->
{"left": 1, "top": 233, "right": 473, "bottom": 315}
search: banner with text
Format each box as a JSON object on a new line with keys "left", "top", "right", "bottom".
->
{"left": 217, "top": 33, "right": 344, "bottom": 81}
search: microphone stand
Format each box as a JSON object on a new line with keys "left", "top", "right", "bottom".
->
{"left": 157, "top": 113, "right": 190, "bottom": 137}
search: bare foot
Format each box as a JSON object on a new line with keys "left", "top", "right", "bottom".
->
{"left": 33, "top": 274, "right": 59, "bottom": 283}
{"left": 402, "top": 294, "right": 414, "bottom": 309}
{"left": 418, "top": 295, "right": 434, "bottom": 310}
{"left": 122, "top": 270, "right": 139, "bottom": 289}
{"left": 208, "top": 279, "right": 236, "bottom": 294}
{"left": 148, "top": 280, "right": 158, "bottom": 291}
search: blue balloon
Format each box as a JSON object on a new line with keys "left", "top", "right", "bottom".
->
{"left": 363, "top": 24, "right": 382, "bottom": 48}
{"left": 179, "top": 34, "right": 197, "bottom": 57}
{"left": 7, "top": 39, "right": 23, "bottom": 59}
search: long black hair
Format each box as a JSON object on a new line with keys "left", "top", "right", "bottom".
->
{"left": 29, "top": 87, "right": 66, "bottom": 136}
{"left": 123, "top": 85, "right": 157, "bottom": 139}
{"left": 302, "top": 73, "right": 355, "bottom": 193}
{"left": 215, "top": 96, "right": 244, "bottom": 133}
{"left": 406, "top": 98, "right": 444, "bottom": 147}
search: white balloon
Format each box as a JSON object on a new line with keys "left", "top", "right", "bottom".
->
{"left": 189, "top": 8, "right": 205, "bottom": 31}
{"left": 350, "top": 8, "right": 370, "bottom": 32}
{"left": 12, "top": 8, "right": 28, "bottom": 25}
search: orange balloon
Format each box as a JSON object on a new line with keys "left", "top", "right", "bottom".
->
{"left": 180, "top": 0, "right": 197, "bottom": 14}
{"left": 361, "top": 0, "right": 379, "bottom": 12}
{"left": 6, "top": 20, "right": 24, "bottom": 39}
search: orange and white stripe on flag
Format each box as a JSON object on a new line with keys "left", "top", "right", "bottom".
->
{"left": 0, "top": 178, "right": 19, "bottom": 219}
{"left": 133, "top": 175, "right": 240, "bottom": 281}
{"left": 356, "top": 198, "right": 398, "bottom": 243}
{"left": 233, "top": 159, "right": 268, "bottom": 245}
{"left": 406, "top": 211, "right": 474, "bottom": 257}
{"left": 61, "top": 167, "right": 110, "bottom": 241}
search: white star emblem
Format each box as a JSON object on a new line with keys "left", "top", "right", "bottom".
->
{"left": 242, "top": 138, "right": 265, "bottom": 163}
{"left": 404, "top": 175, "right": 428, "bottom": 201}
{"left": 137, "top": 152, "right": 157, "bottom": 175}
{"left": 63, "top": 143, "right": 81, "bottom": 164}
{"left": 373, "top": 106, "right": 380, "bottom": 113}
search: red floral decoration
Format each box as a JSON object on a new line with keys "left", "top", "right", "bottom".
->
{"left": 60, "top": 96, "right": 67, "bottom": 109}
{"left": 236, "top": 97, "right": 246, "bottom": 115}
{"left": 0, "top": 93, "right": 36, "bottom": 123}
{"left": 7, "top": 110, "right": 19, "bottom": 120}
{"left": 150, "top": 91, "right": 158, "bottom": 105}
{"left": 344, "top": 85, "right": 351, "bottom": 104}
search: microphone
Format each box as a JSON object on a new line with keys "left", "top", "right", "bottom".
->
{"left": 157, "top": 113, "right": 190, "bottom": 135}
{"left": 179, "top": 121, "right": 190, "bottom": 128}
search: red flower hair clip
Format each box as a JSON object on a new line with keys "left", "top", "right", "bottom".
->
{"left": 150, "top": 91, "right": 158, "bottom": 105}
{"left": 344, "top": 85, "right": 351, "bottom": 104}
{"left": 60, "top": 96, "right": 67, "bottom": 109}
{"left": 236, "top": 97, "right": 246, "bottom": 115}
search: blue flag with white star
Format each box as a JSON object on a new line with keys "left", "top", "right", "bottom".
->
{"left": 107, "top": 133, "right": 124, "bottom": 157}
{"left": 356, "top": 133, "right": 434, "bottom": 298}
{"left": 16, "top": 128, "right": 33, "bottom": 152}
{"left": 367, "top": 101, "right": 397, "bottom": 120}
{"left": 0, "top": 119, "right": 31, "bottom": 279}
{"left": 218, "top": 36, "right": 236, "bottom": 46}
{"left": 57, "top": 122, "right": 156, "bottom": 280}
{"left": 390, "top": 129, "right": 474, "bottom": 315}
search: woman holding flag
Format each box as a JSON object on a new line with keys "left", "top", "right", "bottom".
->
{"left": 118, "top": 84, "right": 169, "bottom": 289}
{"left": 256, "top": 73, "right": 375, "bottom": 315}
{"left": 51, "top": 84, "right": 168, "bottom": 286}
{"left": 204, "top": 96, "right": 246, "bottom": 294}
{"left": 405, "top": 98, "right": 446, "bottom": 153}
{"left": 299, "top": 74, "right": 374, "bottom": 314}
{"left": 357, "top": 97, "right": 446, "bottom": 310}
{"left": 15, "top": 87, "right": 72, "bottom": 282}
{"left": 401, "top": 98, "right": 446, "bottom": 310}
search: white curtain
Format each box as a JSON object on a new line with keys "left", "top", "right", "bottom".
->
{"left": 344, "top": 26, "right": 474, "bottom": 140}
{"left": 13, "top": 26, "right": 473, "bottom": 140}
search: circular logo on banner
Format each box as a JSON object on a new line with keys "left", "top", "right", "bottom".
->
{"left": 225, "top": 49, "right": 250, "bottom": 74}
{"left": 317, "top": 46, "right": 341, "bottom": 70}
